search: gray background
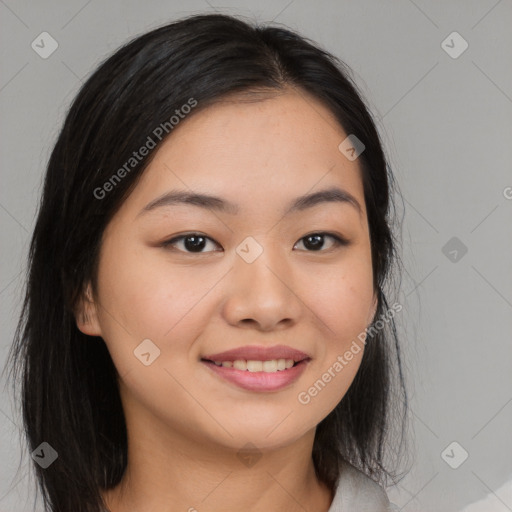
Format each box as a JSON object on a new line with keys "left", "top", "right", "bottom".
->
{"left": 1, "top": 1, "right": 511, "bottom": 511}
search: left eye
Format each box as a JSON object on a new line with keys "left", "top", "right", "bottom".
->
{"left": 162, "top": 232, "right": 348, "bottom": 254}
{"left": 293, "top": 232, "right": 347, "bottom": 252}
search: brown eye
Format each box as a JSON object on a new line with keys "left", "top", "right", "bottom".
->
{"left": 162, "top": 233, "right": 221, "bottom": 253}
{"left": 294, "top": 232, "right": 348, "bottom": 252}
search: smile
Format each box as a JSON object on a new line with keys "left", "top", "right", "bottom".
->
{"left": 201, "top": 357, "right": 310, "bottom": 392}
{"left": 210, "top": 358, "right": 297, "bottom": 372}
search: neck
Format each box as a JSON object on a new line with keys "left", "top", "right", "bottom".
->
{"left": 101, "top": 415, "right": 333, "bottom": 512}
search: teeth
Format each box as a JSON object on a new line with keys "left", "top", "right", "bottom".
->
{"left": 212, "top": 358, "right": 298, "bottom": 372}
{"left": 233, "top": 360, "right": 247, "bottom": 371}
{"left": 247, "top": 360, "right": 263, "bottom": 372}
{"left": 262, "top": 360, "right": 277, "bottom": 372}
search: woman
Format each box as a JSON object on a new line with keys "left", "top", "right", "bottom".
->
{"left": 7, "top": 13, "right": 407, "bottom": 512}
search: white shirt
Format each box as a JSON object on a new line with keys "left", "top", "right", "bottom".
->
{"left": 327, "top": 463, "right": 393, "bottom": 511}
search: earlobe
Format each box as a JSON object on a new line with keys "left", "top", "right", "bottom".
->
{"left": 74, "top": 282, "right": 102, "bottom": 337}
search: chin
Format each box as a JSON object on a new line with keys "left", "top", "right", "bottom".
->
{"left": 212, "top": 417, "right": 315, "bottom": 452}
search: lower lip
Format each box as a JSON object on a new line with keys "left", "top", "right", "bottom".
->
{"left": 201, "top": 360, "right": 310, "bottom": 392}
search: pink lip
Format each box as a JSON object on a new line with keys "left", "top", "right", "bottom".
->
{"left": 202, "top": 359, "right": 310, "bottom": 392}
{"left": 202, "top": 344, "right": 310, "bottom": 362}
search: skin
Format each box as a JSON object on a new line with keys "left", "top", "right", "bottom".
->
{"left": 76, "top": 87, "right": 378, "bottom": 512}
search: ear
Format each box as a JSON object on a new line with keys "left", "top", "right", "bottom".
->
{"left": 74, "top": 282, "right": 102, "bottom": 337}
{"left": 367, "top": 291, "right": 378, "bottom": 325}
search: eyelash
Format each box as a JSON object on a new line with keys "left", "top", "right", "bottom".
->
{"left": 161, "top": 232, "right": 349, "bottom": 254}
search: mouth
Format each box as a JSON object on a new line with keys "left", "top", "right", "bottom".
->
{"left": 200, "top": 345, "right": 311, "bottom": 392}
{"left": 201, "top": 358, "right": 305, "bottom": 372}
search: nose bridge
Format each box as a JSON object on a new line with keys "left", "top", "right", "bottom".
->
{"left": 223, "top": 235, "right": 301, "bottom": 328}
{"left": 236, "top": 235, "right": 291, "bottom": 296}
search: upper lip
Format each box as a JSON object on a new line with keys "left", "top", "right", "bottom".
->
{"left": 202, "top": 344, "right": 311, "bottom": 362}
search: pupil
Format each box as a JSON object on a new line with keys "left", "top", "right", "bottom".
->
{"left": 185, "top": 236, "right": 206, "bottom": 252}
{"left": 305, "top": 234, "right": 323, "bottom": 251}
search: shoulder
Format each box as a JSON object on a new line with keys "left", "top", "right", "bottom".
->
{"left": 327, "top": 462, "right": 393, "bottom": 512}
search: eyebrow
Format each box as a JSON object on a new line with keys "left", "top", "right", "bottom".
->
{"left": 138, "top": 186, "right": 363, "bottom": 218}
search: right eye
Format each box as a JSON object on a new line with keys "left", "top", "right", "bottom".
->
{"left": 161, "top": 233, "right": 222, "bottom": 254}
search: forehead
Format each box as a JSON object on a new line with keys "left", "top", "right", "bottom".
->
{"left": 120, "top": 89, "right": 366, "bottom": 220}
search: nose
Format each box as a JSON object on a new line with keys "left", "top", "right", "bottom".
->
{"left": 221, "top": 245, "right": 302, "bottom": 332}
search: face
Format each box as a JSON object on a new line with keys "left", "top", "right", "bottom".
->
{"left": 77, "top": 89, "right": 377, "bottom": 453}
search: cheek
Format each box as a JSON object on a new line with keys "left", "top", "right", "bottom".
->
{"left": 95, "top": 243, "right": 221, "bottom": 360}
{"left": 304, "top": 253, "right": 374, "bottom": 340}
{"left": 295, "top": 268, "right": 371, "bottom": 417}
